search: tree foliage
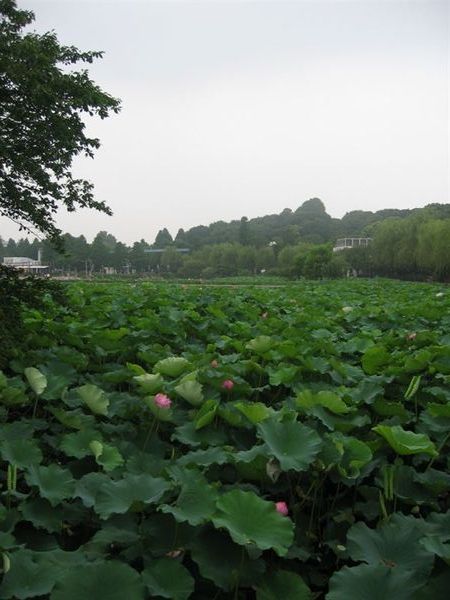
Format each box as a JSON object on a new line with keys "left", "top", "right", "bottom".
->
{"left": 2, "top": 203, "right": 450, "bottom": 281}
{"left": 0, "top": 0, "right": 120, "bottom": 366}
{"left": 146, "top": 199, "right": 441, "bottom": 254}
{"left": 0, "top": 0, "right": 120, "bottom": 243}
{"left": 0, "top": 265, "right": 64, "bottom": 367}
{"left": 153, "top": 228, "right": 173, "bottom": 248}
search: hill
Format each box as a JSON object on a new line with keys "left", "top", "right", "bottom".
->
{"left": 155, "top": 198, "right": 449, "bottom": 250}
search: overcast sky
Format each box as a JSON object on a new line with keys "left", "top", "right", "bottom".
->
{"left": 2, "top": 0, "right": 449, "bottom": 244}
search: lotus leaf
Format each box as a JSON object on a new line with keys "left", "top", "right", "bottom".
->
{"left": 93, "top": 474, "right": 170, "bottom": 519}
{"left": 255, "top": 570, "right": 312, "bottom": 600}
{"left": 0, "top": 549, "right": 60, "bottom": 599}
{"left": 25, "top": 465, "right": 75, "bottom": 507}
{"left": 327, "top": 563, "right": 421, "bottom": 600}
{"left": 346, "top": 515, "right": 434, "bottom": 583}
{"left": 142, "top": 558, "right": 194, "bottom": 600}
{"left": 194, "top": 399, "right": 219, "bottom": 429}
{"left": 154, "top": 357, "right": 190, "bottom": 377}
{"left": 246, "top": 335, "right": 274, "bottom": 354}
{"left": 89, "top": 441, "right": 124, "bottom": 471}
{"left": 24, "top": 367, "right": 47, "bottom": 396}
{"left": 361, "top": 346, "right": 390, "bottom": 375}
{"left": 133, "top": 373, "right": 163, "bottom": 394}
{"left": 190, "top": 528, "right": 265, "bottom": 591}
{"left": 373, "top": 425, "right": 438, "bottom": 457}
{"left": 0, "top": 438, "right": 42, "bottom": 468}
{"left": 212, "top": 489, "right": 294, "bottom": 556}
{"left": 235, "top": 401, "right": 273, "bottom": 423}
{"left": 174, "top": 379, "right": 204, "bottom": 406}
{"left": 257, "top": 418, "right": 322, "bottom": 471}
{"left": 161, "top": 473, "right": 218, "bottom": 526}
{"left": 50, "top": 561, "right": 144, "bottom": 600}
{"left": 76, "top": 383, "right": 109, "bottom": 416}
{"left": 60, "top": 429, "right": 103, "bottom": 459}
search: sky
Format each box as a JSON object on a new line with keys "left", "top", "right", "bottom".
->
{"left": 2, "top": 0, "right": 449, "bottom": 245}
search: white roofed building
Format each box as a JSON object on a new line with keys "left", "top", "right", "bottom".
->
{"left": 333, "top": 238, "right": 372, "bottom": 252}
{"left": 2, "top": 252, "right": 49, "bottom": 273}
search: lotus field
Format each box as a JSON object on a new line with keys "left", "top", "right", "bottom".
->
{"left": 1, "top": 279, "right": 450, "bottom": 599}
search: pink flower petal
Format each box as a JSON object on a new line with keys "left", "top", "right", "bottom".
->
{"left": 275, "top": 501, "right": 289, "bottom": 516}
{"left": 222, "top": 379, "right": 234, "bottom": 390}
{"left": 154, "top": 393, "right": 172, "bottom": 409}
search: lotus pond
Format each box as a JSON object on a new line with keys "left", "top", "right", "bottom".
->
{"left": 1, "top": 278, "right": 449, "bottom": 599}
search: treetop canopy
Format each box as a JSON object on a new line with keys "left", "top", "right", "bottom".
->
{"left": 0, "top": 0, "right": 120, "bottom": 246}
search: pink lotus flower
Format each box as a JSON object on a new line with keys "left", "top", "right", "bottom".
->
{"left": 154, "top": 393, "right": 172, "bottom": 409}
{"left": 275, "top": 501, "right": 289, "bottom": 516}
{"left": 210, "top": 359, "right": 219, "bottom": 368}
{"left": 261, "top": 312, "right": 268, "bottom": 319}
{"left": 222, "top": 379, "right": 234, "bottom": 390}
{"left": 407, "top": 332, "right": 417, "bottom": 341}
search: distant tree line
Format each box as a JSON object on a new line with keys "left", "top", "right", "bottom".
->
{"left": 1, "top": 200, "right": 449, "bottom": 281}
{"left": 157, "top": 198, "right": 440, "bottom": 249}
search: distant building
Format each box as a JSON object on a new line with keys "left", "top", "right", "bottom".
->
{"left": 2, "top": 250, "right": 49, "bottom": 273}
{"left": 333, "top": 238, "right": 372, "bottom": 252}
{"left": 144, "top": 248, "right": 190, "bottom": 254}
